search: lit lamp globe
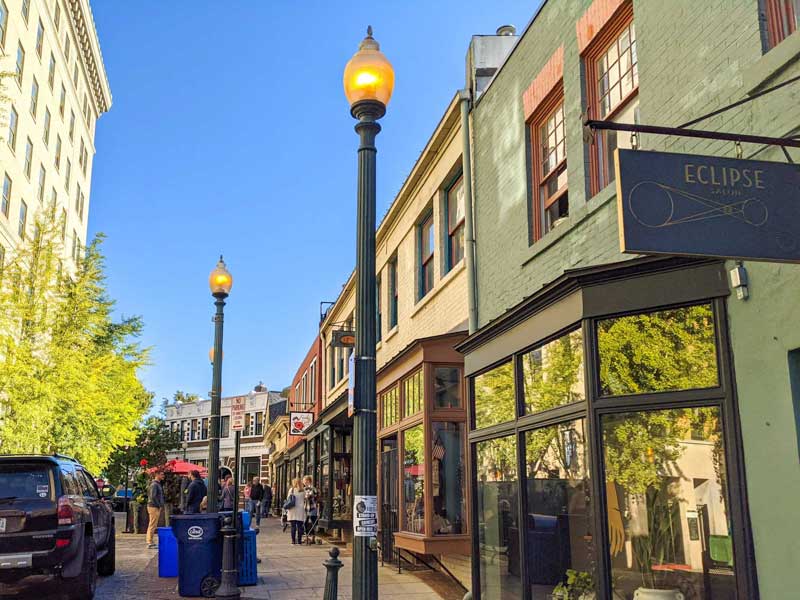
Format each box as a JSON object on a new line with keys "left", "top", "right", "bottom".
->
{"left": 208, "top": 348, "right": 223, "bottom": 364}
{"left": 343, "top": 26, "right": 394, "bottom": 117}
{"left": 209, "top": 256, "right": 233, "bottom": 298}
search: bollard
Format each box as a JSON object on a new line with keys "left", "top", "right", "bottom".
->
{"left": 215, "top": 516, "right": 240, "bottom": 599}
{"left": 322, "top": 546, "right": 344, "bottom": 600}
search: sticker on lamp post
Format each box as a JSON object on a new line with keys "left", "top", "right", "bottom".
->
{"left": 353, "top": 495, "right": 377, "bottom": 537}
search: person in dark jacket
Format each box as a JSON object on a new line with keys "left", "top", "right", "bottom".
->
{"left": 261, "top": 479, "right": 273, "bottom": 518}
{"left": 185, "top": 470, "right": 207, "bottom": 514}
{"left": 146, "top": 472, "right": 165, "bottom": 549}
{"left": 221, "top": 478, "right": 235, "bottom": 510}
{"left": 248, "top": 476, "right": 264, "bottom": 527}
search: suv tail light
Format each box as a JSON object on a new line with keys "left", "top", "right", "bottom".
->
{"left": 57, "top": 496, "right": 75, "bottom": 526}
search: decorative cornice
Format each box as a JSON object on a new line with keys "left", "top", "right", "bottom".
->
{"left": 67, "top": 0, "right": 112, "bottom": 115}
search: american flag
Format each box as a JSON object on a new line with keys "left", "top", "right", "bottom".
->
{"left": 431, "top": 439, "right": 446, "bottom": 461}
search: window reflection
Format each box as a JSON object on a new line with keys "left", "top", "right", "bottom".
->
{"left": 525, "top": 419, "right": 593, "bottom": 598}
{"left": 598, "top": 304, "right": 718, "bottom": 396}
{"left": 522, "top": 329, "right": 584, "bottom": 414}
{"left": 403, "top": 424, "right": 425, "bottom": 533}
{"left": 474, "top": 361, "right": 515, "bottom": 429}
{"left": 432, "top": 422, "right": 465, "bottom": 535}
{"left": 434, "top": 367, "right": 461, "bottom": 408}
{"left": 476, "top": 436, "right": 522, "bottom": 600}
{"left": 602, "top": 407, "right": 736, "bottom": 599}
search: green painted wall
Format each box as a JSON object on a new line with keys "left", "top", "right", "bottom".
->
{"left": 470, "top": 0, "right": 800, "bottom": 596}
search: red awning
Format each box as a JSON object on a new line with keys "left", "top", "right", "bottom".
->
{"left": 148, "top": 459, "right": 208, "bottom": 477}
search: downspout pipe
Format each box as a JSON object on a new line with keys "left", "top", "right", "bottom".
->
{"left": 459, "top": 89, "right": 478, "bottom": 334}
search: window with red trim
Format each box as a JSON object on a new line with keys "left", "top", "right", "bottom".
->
{"left": 529, "top": 89, "right": 568, "bottom": 242}
{"left": 585, "top": 5, "right": 640, "bottom": 196}
{"left": 766, "top": 0, "right": 798, "bottom": 49}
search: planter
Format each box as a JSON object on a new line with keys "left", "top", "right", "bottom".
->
{"left": 633, "top": 588, "right": 685, "bottom": 600}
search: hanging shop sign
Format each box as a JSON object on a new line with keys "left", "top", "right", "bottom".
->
{"left": 289, "top": 411, "right": 314, "bottom": 436}
{"left": 615, "top": 149, "right": 800, "bottom": 263}
{"left": 230, "top": 395, "right": 246, "bottom": 432}
{"left": 332, "top": 329, "right": 356, "bottom": 348}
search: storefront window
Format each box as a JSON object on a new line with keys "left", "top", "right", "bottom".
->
{"left": 474, "top": 361, "right": 515, "bottom": 429}
{"left": 522, "top": 329, "right": 584, "bottom": 414}
{"left": 476, "top": 435, "right": 521, "bottom": 600}
{"left": 597, "top": 304, "right": 719, "bottom": 396}
{"left": 434, "top": 367, "right": 462, "bottom": 408}
{"left": 402, "top": 424, "right": 425, "bottom": 533}
{"left": 240, "top": 457, "right": 260, "bottom": 484}
{"left": 431, "top": 422, "right": 465, "bottom": 535}
{"left": 404, "top": 370, "right": 424, "bottom": 417}
{"left": 332, "top": 429, "right": 352, "bottom": 519}
{"left": 381, "top": 386, "right": 399, "bottom": 428}
{"left": 602, "top": 407, "right": 735, "bottom": 599}
{"left": 525, "top": 419, "right": 593, "bottom": 598}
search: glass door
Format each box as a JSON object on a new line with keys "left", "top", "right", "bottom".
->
{"left": 380, "top": 437, "right": 399, "bottom": 563}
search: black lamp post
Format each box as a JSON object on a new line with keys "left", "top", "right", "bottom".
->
{"left": 343, "top": 26, "right": 394, "bottom": 600}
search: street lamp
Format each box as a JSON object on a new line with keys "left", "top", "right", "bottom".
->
{"left": 343, "top": 26, "right": 394, "bottom": 600}
{"left": 181, "top": 440, "right": 189, "bottom": 461}
{"left": 207, "top": 256, "right": 232, "bottom": 514}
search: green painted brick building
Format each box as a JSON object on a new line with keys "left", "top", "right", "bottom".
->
{"left": 459, "top": 1, "right": 800, "bottom": 598}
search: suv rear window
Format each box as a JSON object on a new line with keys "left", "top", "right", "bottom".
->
{"left": 0, "top": 463, "right": 56, "bottom": 500}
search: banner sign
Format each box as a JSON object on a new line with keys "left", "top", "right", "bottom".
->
{"left": 230, "top": 396, "right": 246, "bottom": 432}
{"left": 289, "top": 411, "right": 314, "bottom": 436}
{"left": 615, "top": 149, "right": 800, "bottom": 262}
{"left": 353, "top": 495, "right": 378, "bottom": 537}
{"left": 347, "top": 353, "right": 355, "bottom": 418}
{"left": 332, "top": 330, "right": 356, "bottom": 348}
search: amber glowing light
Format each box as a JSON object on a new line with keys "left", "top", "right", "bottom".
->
{"left": 209, "top": 256, "right": 233, "bottom": 296}
{"left": 343, "top": 26, "right": 394, "bottom": 108}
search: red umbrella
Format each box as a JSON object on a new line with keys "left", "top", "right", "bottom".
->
{"left": 147, "top": 459, "right": 208, "bottom": 477}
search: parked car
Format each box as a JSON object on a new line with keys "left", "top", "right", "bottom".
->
{"left": 0, "top": 454, "right": 116, "bottom": 599}
{"left": 109, "top": 489, "right": 133, "bottom": 513}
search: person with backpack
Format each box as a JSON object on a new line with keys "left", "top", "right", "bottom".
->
{"left": 303, "top": 475, "right": 319, "bottom": 544}
{"left": 284, "top": 478, "right": 306, "bottom": 544}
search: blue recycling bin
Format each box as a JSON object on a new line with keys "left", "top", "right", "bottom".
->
{"left": 157, "top": 527, "right": 178, "bottom": 577}
{"left": 171, "top": 514, "right": 222, "bottom": 597}
{"left": 238, "top": 529, "right": 258, "bottom": 586}
{"left": 240, "top": 510, "right": 251, "bottom": 530}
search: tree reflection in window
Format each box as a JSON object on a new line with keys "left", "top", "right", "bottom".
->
{"left": 403, "top": 424, "right": 425, "bottom": 533}
{"left": 474, "top": 361, "right": 515, "bottom": 429}
{"left": 522, "top": 329, "right": 584, "bottom": 415}
{"left": 598, "top": 304, "right": 718, "bottom": 396}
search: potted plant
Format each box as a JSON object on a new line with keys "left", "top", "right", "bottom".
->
{"left": 552, "top": 569, "right": 595, "bottom": 599}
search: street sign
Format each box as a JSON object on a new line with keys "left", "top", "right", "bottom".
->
{"left": 289, "top": 411, "right": 314, "bottom": 436}
{"left": 230, "top": 395, "right": 246, "bottom": 432}
{"left": 353, "top": 494, "right": 378, "bottom": 537}
{"left": 615, "top": 149, "right": 800, "bottom": 262}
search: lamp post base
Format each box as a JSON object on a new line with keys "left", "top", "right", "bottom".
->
{"left": 215, "top": 517, "right": 240, "bottom": 600}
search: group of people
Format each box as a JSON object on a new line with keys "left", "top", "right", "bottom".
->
{"left": 284, "top": 475, "right": 319, "bottom": 545}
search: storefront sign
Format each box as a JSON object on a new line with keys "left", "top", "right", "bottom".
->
{"left": 231, "top": 395, "right": 246, "bottom": 432}
{"left": 289, "top": 411, "right": 314, "bottom": 436}
{"left": 332, "top": 329, "right": 356, "bottom": 348}
{"left": 353, "top": 494, "right": 377, "bottom": 537}
{"left": 615, "top": 149, "right": 800, "bottom": 262}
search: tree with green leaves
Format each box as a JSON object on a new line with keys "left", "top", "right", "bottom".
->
{"left": 0, "top": 206, "right": 151, "bottom": 473}
{"left": 103, "top": 416, "right": 181, "bottom": 486}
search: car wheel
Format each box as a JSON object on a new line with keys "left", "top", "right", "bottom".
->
{"left": 71, "top": 535, "right": 97, "bottom": 599}
{"left": 97, "top": 525, "right": 116, "bottom": 576}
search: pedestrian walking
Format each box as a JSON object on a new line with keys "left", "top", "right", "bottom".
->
{"left": 284, "top": 478, "right": 306, "bottom": 544}
{"left": 303, "top": 475, "right": 319, "bottom": 544}
{"left": 185, "top": 470, "right": 207, "bottom": 515}
{"left": 261, "top": 479, "right": 273, "bottom": 518}
{"left": 146, "top": 471, "right": 165, "bottom": 549}
{"left": 247, "top": 476, "right": 264, "bottom": 527}
{"left": 221, "top": 478, "right": 235, "bottom": 511}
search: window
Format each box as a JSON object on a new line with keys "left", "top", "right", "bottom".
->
{"left": 37, "top": 166, "right": 46, "bottom": 203}
{"left": 445, "top": 175, "right": 465, "bottom": 271}
{"left": 75, "top": 183, "right": 81, "bottom": 213}
{"left": 0, "top": 1, "right": 7, "bottom": 49}
{"left": 43, "top": 108, "right": 51, "bottom": 145}
{"left": 35, "top": 20, "right": 43, "bottom": 57}
{"left": 78, "top": 190, "right": 84, "bottom": 221}
{"left": 0, "top": 246, "right": 4, "bottom": 278}
{"left": 473, "top": 361, "right": 515, "bottom": 429}
{"left": 50, "top": 187, "right": 57, "bottom": 207}
{"left": 310, "top": 359, "right": 316, "bottom": 405}
{"left": 201, "top": 417, "right": 209, "bottom": 440}
{"left": 380, "top": 386, "right": 399, "bottom": 428}
{"left": 82, "top": 94, "right": 88, "bottom": 121}
{"left": 55, "top": 136, "right": 62, "bottom": 170}
{"left": 30, "top": 77, "right": 39, "bottom": 117}
{"left": 7, "top": 106, "right": 17, "bottom": 151}
{"left": 586, "top": 7, "right": 639, "bottom": 194}
{"left": 2, "top": 174, "right": 10, "bottom": 217}
{"left": 60, "top": 208, "right": 66, "bottom": 240}
{"left": 24, "top": 139, "right": 33, "bottom": 178}
{"left": 59, "top": 85, "right": 65, "bottom": 116}
{"left": 64, "top": 35, "right": 70, "bottom": 61}
{"left": 431, "top": 422, "right": 465, "bottom": 535}
{"left": 434, "top": 367, "right": 461, "bottom": 409}
{"left": 766, "top": 0, "right": 799, "bottom": 48}
{"left": 80, "top": 139, "right": 87, "bottom": 175}
{"left": 328, "top": 345, "right": 336, "bottom": 389}
{"left": 21, "top": 0, "right": 29, "bottom": 22}
{"left": 240, "top": 457, "right": 260, "bottom": 485}
{"left": 403, "top": 369, "right": 423, "bottom": 417}
{"left": 48, "top": 54, "right": 55, "bottom": 88}
{"left": 388, "top": 257, "right": 398, "bottom": 328}
{"left": 522, "top": 328, "right": 584, "bottom": 414}
{"left": 54, "top": 2, "right": 60, "bottom": 30}
{"left": 337, "top": 346, "right": 344, "bottom": 382}
{"left": 476, "top": 435, "right": 521, "bottom": 599}
{"left": 69, "top": 110, "right": 75, "bottom": 140}
{"left": 255, "top": 412, "right": 264, "bottom": 436}
{"left": 65, "top": 159, "right": 72, "bottom": 190}
{"left": 376, "top": 275, "right": 382, "bottom": 342}
{"left": 418, "top": 211, "right": 434, "bottom": 298}
{"left": 73, "top": 63, "right": 78, "bottom": 87}
{"left": 71, "top": 229, "right": 77, "bottom": 260}
{"left": 597, "top": 303, "right": 718, "bottom": 396}
{"left": 15, "top": 43, "right": 24, "bottom": 86}
{"left": 18, "top": 201, "right": 27, "bottom": 238}
{"left": 221, "top": 415, "right": 230, "bottom": 438}
{"left": 402, "top": 424, "right": 425, "bottom": 533}
{"left": 531, "top": 96, "right": 568, "bottom": 240}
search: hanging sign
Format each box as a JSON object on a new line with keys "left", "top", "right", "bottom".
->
{"left": 289, "top": 411, "right": 314, "bottom": 436}
{"left": 353, "top": 494, "right": 378, "bottom": 537}
{"left": 332, "top": 330, "right": 356, "bottom": 348}
{"left": 230, "top": 396, "right": 246, "bottom": 432}
{"left": 615, "top": 149, "right": 800, "bottom": 262}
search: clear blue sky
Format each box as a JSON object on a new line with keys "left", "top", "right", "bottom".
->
{"left": 89, "top": 1, "right": 538, "bottom": 407}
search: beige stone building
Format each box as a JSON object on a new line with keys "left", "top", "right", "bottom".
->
{"left": 0, "top": 0, "right": 110, "bottom": 268}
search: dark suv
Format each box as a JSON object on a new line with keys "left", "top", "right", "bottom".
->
{"left": 0, "top": 455, "right": 115, "bottom": 599}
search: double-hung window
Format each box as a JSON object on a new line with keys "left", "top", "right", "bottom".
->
{"left": 35, "top": 20, "right": 44, "bottom": 57}
{"left": 418, "top": 211, "right": 434, "bottom": 298}
{"left": 445, "top": 175, "right": 465, "bottom": 271}
{"left": 37, "top": 166, "right": 46, "bottom": 203}
{"left": 55, "top": 136, "right": 62, "bottom": 170}
{"left": 30, "top": 77, "right": 39, "bottom": 118}
{"left": 43, "top": 109, "right": 51, "bottom": 145}
{"left": 0, "top": 1, "right": 7, "bottom": 49}
{"left": 21, "top": 0, "right": 29, "bottom": 23}
{"left": 15, "top": 43, "right": 24, "bottom": 86}
{"left": 388, "top": 257, "right": 398, "bottom": 328}
{"left": 59, "top": 85, "right": 66, "bottom": 116}
{"left": 7, "top": 106, "right": 18, "bottom": 151}
{"left": 584, "top": 3, "right": 639, "bottom": 195}
{"left": 48, "top": 54, "right": 55, "bottom": 88}
{"left": 18, "top": 201, "right": 27, "bottom": 239}
{"left": 2, "top": 174, "right": 11, "bottom": 217}
{"left": 376, "top": 275, "right": 382, "bottom": 342}
{"left": 531, "top": 93, "right": 568, "bottom": 240}
{"left": 765, "top": 0, "right": 798, "bottom": 48}
{"left": 24, "top": 139, "right": 33, "bottom": 178}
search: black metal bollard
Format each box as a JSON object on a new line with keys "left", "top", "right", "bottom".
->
{"left": 215, "top": 515, "right": 240, "bottom": 599}
{"left": 323, "top": 546, "right": 344, "bottom": 600}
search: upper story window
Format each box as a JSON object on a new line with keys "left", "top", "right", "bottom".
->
{"left": 37, "top": 166, "right": 46, "bottom": 203}
{"left": 19, "top": 200, "right": 27, "bottom": 238}
{"left": 403, "top": 369, "right": 424, "bottom": 418}
{"left": 65, "top": 158, "right": 72, "bottom": 190}
{"left": 418, "top": 211, "right": 434, "bottom": 298}
{"left": 30, "top": 77, "right": 39, "bottom": 118}
{"left": 59, "top": 85, "right": 66, "bottom": 116}
{"left": 43, "top": 108, "right": 51, "bottom": 145}
{"left": 48, "top": 53, "right": 55, "bottom": 89}
{"left": 444, "top": 174, "right": 465, "bottom": 272}
{"left": 35, "top": 20, "right": 44, "bottom": 57}
{"left": 72, "top": 63, "right": 78, "bottom": 88}
{"left": 55, "top": 135, "right": 62, "bottom": 171}
{"left": 388, "top": 256, "right": 398, "bottom": 328}
{"left": 21, "top": 0, "right": 29, "bottom": 23}
{"left": 16, "top": 43, "right": 25, "bottom": 86}
{"left": 2, "top": 174, "right": 11, "bottom": 217}
{"left": 0, "top": 1, "right": 7, "bottom": 50}
{"left": 530, "top": 92, "right": 568, "bottom": 241}
{"left": 584, "top": 3, "right": 639, "bottom": 195}
{"left": 64, "top": 35, "right": 70, "bottom": 62}
{"left": 54, "top": 2, "right": 60, "bottom": 30}
{"left": 380, "top": 385, "right": 399, "bottom": 428}
{"left": 309, "top": 359, "right": 316, "bottom": 405}
{"left": 24, "top": 139, "right": 33, "bottom": 178}
{"left": 766, "top": 0, "right": 798, "bottom": 48}
{"left": 69, "top": 111, "right": 75, "bottom": 140}
{"left": 7, "top": 105, "right": 18, "bottom": 152}
{"left": 376, "top": 275, "right": 382, "bottom": 342}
